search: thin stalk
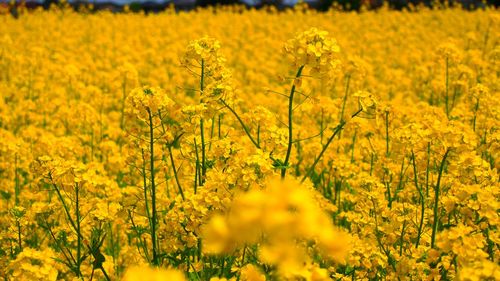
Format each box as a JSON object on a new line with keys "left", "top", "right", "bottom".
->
{"left": 194, "top": 138, "right": 200, "bottom": 193}
{"left": 320, "top": 109, "right": 324, "bottom": 145}
{"left": 385, "top": 111, "right": 390, "bottom": 157}
{"left": 219, "top": 258, "right": 225, "bottom": 277}
{"left": 257, "top": 125, "right": 261, "bottom": 147}
{"left": 200, "top": 119, "right": 206, "bottom": 184}
{"left": 50, "top": 176, "right": 80, "bottom": 241}
{"left": 200, "top": 59, "right": 207, "bottom": 185}
{"left": 431, "top": 148, "right": 450, "bottom": 249}
{"left": 411, "top": 151, "right": 425, "bottom": 248}
{"left": 218, "top": 114, "right": 222, "bottom": 139}
{"left": 16, "top": 221, "right": 22, "bottom": 253}
{"left": 220, "top": 100, "right": 260, "bottom": 149}
{"left": 451, "top": 88, "right": 459, "bottom": 111}
{"left": 351, "top": 131, "right": 357, "bottom": 163}
{"left": 209, "top": 116, "right": 215, "bottom": 151}
{"left": 14, "top": 153, "right": 19, "bottom": 205}
{"left": 49, "top": 175, "right": 110, "bottom": 280}
{"left": 282, "top": 65, "right": 305, "bottom": 179}
{"left": 241, "top": 245, "right": 247, "bottom": 264}
{"left": 371, "top": 199, "right": 398, "bottom": 274}
{"left": 14, "top": 153, "right": 22, "bottom": 253}
{"left": 370, "top": 153, "right": 375, "bottom": 176}
{"left": 127, "top": 210, "right": 150, "bottom": 261}
{"left": 399, "top": 220, "right": 407, "bottom": 256}
{"left": 425, "top": 143, "right": 431, "bottom": 197}
{"left": 385, "top": 181, "right": 392, "bottom": 209}
{"left": 75, "top": 184, "right": 82, "bottom": 276}
{"left": 338, "top": 74, "right": 351, "bottom": 140}
{"left": 141, "top": 149, "right": 153, "bottom": 243}
{"left": 335, "top": 179, "right": 342, "bottom": 207}
{"left": 147, "top": 109, "right": 158, "bottom": 266}
{"left": 45, "top": 221, "right": 79, "bottom": 274}
{"left": 90, "top": 131, "right": 94, "bottom": 163}
{"left": 473, "top": 98, "right": 479, "bottom": 132}
{"left": 301, "top": 108, "right": 362, "bottom": 183}
{"left": 168, "top": 145, "right": 185, "bottom": 200}
{"left": 392, "top": 157, "right": 408, "bottom": 203}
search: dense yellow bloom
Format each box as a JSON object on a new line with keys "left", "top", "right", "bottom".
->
{"left": 183, "top": 37, "right": 222, "bottom": 64}
{"left": 284, "top": 27, "right": 341, "bottom": 74}
{"left": 125, "top": 86, "right": 176, "bottom": 121}
{"left": 0, "top": 4, "right": 498, "bottom": 281}
{"left": 7, "top": 248, "right": 59, "bottom": 281}
{"left": 202, "top": 177, "right": 350, "bottom": 278}
{"left": 122, "top": 266, "right": 186, "bottom": 281}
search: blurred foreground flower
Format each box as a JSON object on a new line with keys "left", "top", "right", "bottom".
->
{"left": 202, "top": 177, "right": 350, "bottom": 279}
{"left": 123, "top": 266, "right": 186, "bottom": 281}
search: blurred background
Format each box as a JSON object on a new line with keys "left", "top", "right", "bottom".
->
{"left": 1, "top": 0, "right": 498, "bottom": 13}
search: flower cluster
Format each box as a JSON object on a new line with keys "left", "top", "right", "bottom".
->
{"left": 125, "top": 86, "right": 176, "bottom": 122}
{"left": 182, "top": 37, "right": 234, "bottom": 110}
{"left": 202, "top": 177, "right": 350, "bottom": 279}
{"left": 284, "top": 27, "right": 341, "bottom": 74}
{"left": 0, "top": 4, "right": 498, "bottom": 281}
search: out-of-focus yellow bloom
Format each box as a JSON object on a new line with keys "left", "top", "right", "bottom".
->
{"left": 123, "top": 266, "right": 186, "bottom": 281}
{"left": 0, "top": 5, "right": 498, "bottom": 281}
{"left": 7, "top": 248, "right": 59, "bottom": 281}
{"left": 284, "top": 27, "right": 341, "bottom": 74}
{"left": 202, "top": 177, "right": 350, "bottom": 278}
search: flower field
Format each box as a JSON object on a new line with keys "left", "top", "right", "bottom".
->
{"left": 0, "top": 4, "right": 499, "bottom": 281}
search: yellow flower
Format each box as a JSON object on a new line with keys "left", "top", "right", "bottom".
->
{"left": 239, "top": 264, "right": 266, "bottom": 281}
{"left": 123, "top": 266, "right": 186, "bottom": 281}
{"left": 125, "top": 86, "right": 175, "bottom": 121}
{"left": 284, "top": 27, "right": 341, "bottom": 74}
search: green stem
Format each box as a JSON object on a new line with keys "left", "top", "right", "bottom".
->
{"left": 147, "top": 109, "right": 158, "bottom": 266}
{"left": 75, "top": 184, "right": 82, "bottom": 276}
{"left": 431, "top": 148, "right": 450, "bottom": 249}
{"left": 127, "top": 210, "right": 150, "bottom": 261}
{"left": 49, "top": 175, "right": 110, "bottom": 280}
{"left": 16, "top": 221, "right": 22, "bottom": 253}
{"left": 209, "top": 116, "right": 215, "bottom": 151}
{"left": 200, "top": 119, "right": 206, "bottom": 185}
{"left": 168, "top": 145, "right": 185, "bottom": 200}
{"left": 473, "top": 98, "right": 479, "bottom": 132}
{"left": 425, "top": 143, "right": 431, "bottom": 198}
{"left": 371, "top": 199, "right": 398, "bottom": 274}
{"left": 257, "top": 124, "right": 261, "bottom": 147}
{"left": 14, "top": 153, "right": 22, "bottom": 253}
{"left": 351, "top": 131, "right": 357, "bottom": 163}
{"left": 220, "top": 99, "right": 260, "bottom": 149}
{"left": 218, "top": 114, "right": 222, "bottom": 139}
{"left": 194, "top": 138, "right": 200, "bottom": 193}
{"left": 281, "top": 65, "right": 305, "bottom": 179}
{"left": 399, "top": 220, "right": 406, "bottom": 256}
{"left": 200, "top": 59, "right": 207, "bottom": 185}
{"left": 385, "top": 181, "right": 392, "bottom": 209}
{"left": 14, "top": 153, "right": 19, "bottom": 205}
{"left": 370, "top": 153, "right": 375, "bottom": 176}
{"left": 301, "top": 108, "right": 362, "bottom": 183}
{"left": 411, "top": 151, "right": 425, "bottom": 248}
{"left": 385, "top": 111, "right": 390, "bottom": 157}
{"left": 141, "top": 149, "right": 153, "bottom": 244}
{"left": 45, "top": 221, "right": 78, "bottom": 274}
